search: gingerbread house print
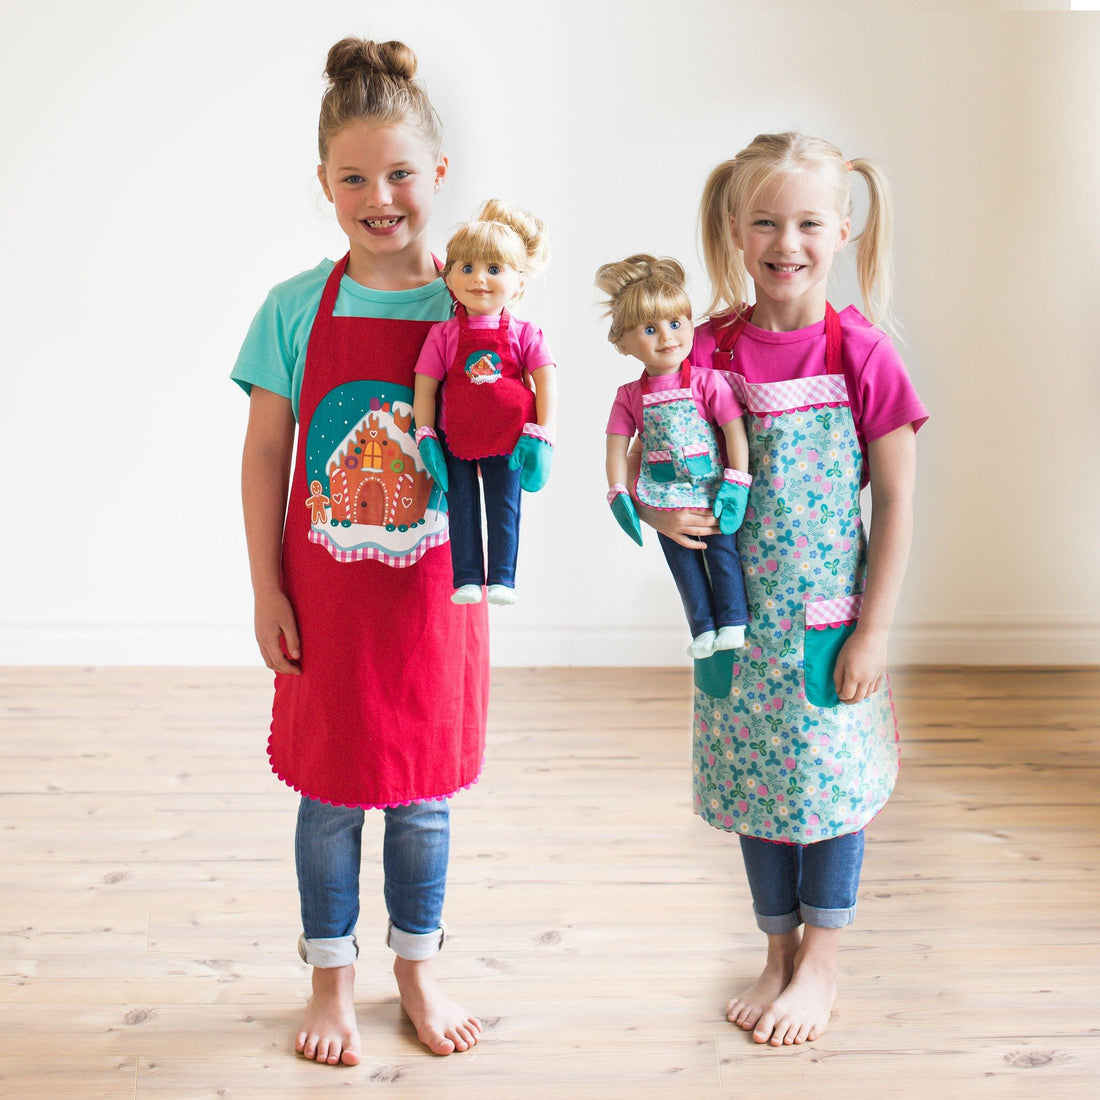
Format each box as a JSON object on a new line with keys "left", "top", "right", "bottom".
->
{"left": 327, "top": 409, "right": 433, "bottom": 528}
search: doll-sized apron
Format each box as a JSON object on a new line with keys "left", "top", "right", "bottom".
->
{"left": 443, "top": 305, "right": 535, "bottom": 459}
{"left": 272, "top": 254, "right": 489, "bottom": 808}
{"left": 634, "top": 362, "right": 725, "bottom": 509}
{"left": 691, "top": 304, "right": 898, "bottom": 843}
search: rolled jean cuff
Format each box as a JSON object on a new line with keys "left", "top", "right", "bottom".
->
{"left": 386, "top": 920, "right": 446, "bottom": 961}
{"left": 753, "top": 908, "right": 802, "bottom": 935}
{"left": 298, "top": 933, "right": 358, "bottom": 968}
{"left": 800, "top": 901, "right": 858, "bottom": 929}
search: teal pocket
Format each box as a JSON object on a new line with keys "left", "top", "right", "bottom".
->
{"left": 647, "top": 453, "right": 676, "bottom": 483}
{"left": 804, "top": 621, "right": 857, "bottom": 708}
{"left": 683, "top": 452, "right": 714, "bottom": 478}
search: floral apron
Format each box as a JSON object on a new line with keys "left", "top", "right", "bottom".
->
{"left": 692, "top": 305, "right": 898, "bottom": 843}
{"left": 443, "top": 305, "right": 535, "bottom": 460}
{"left": 634, "top": 362, "right": 724, "bottom": 509}
{"left": 272, "top": 254, "right": 490, "bottom": 809}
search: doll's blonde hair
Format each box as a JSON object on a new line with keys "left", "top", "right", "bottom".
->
{"left": 700, "top": 132, "right": 894, "bottom": 326}
{"left": 318, "top": 37, "right": 443, "bottom": 161}
{"left": 442, "top": 199, "right": 550, "bottom": 293}
{"left": 595, "top": 255, "right": 693, "bottom": 346}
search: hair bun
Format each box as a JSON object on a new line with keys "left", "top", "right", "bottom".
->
{"left": 595, "top": 254, "right": 684, "bottom": 298}
{"left": 325, "top": 37, "right": 418, "bottom": 85}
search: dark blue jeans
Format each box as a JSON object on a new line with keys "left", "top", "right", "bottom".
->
{"left": 739, "top": 830, "right": 865, "bottom": 933}
{"left": 295, "top": 795, "right": 450, "bottom": 965}
{"left": 657, "top": 531, "right": 749, "bottom": 638}
{"left": 441, "top": 433, "right": 522, "bottom": 590}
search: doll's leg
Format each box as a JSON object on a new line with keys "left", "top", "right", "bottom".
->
{"left": 657, "top": 533, "right": 717, "bottom": 654}
{"left": 750, "top": 831, "right": 864, "bottom": 1046}
{"left": 441, "top": 435, "right": 485, "bottom": 591}
{"left": 478, "top": 453, "right": 522, "bottom": 595}
{"left": 384, "top": 799, "right": 481, "bottom": 1056}
{"left": 294, "top": 797, "right": 364, "bottom": 1065}
{"left": 704, "top": 533, "right": 750, "bottom": 650}
{"left": 726, "top": 835, "right": 802, "bottom": 1034}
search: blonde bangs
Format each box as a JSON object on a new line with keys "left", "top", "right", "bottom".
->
{"left": 443, "top": 222, "right": 527, "bottom": 277}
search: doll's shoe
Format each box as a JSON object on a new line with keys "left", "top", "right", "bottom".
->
{"left": 487, "top": 584, "right": 517, "bottom": 606}
{"left": 687, "top": 630, "right": 717, "bottom": 659}
{"left": 713, "top": 625, "right": 747, "bottom": 651}
{"left": 452, "top": 584, "right": 483, "bottom": 605}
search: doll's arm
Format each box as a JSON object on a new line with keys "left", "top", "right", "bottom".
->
{"left": 720, "top": 416, "right": 749, "bottom": 473}
{"left": 510, "top": 364, "right": 557, "bottom": 491}
{"left": 627, "top": 439, "right": 719, "bottom": 550}
{"left": 606, "top": 433, "right": 642, "bottom": 545}
{"left": 530, "top": 363, "right": 557, "bottom": 436}
{"left": 834, "top": 424, "right": 916, "bottom": 704}
{"left": 712, "top": 416, "right": 753, "bottom": 534}
{"left": 242, "top": 386, "right": 300, "bottom": 675}
{"left": 412, "top": 374, "right": 449, "bottom": 491}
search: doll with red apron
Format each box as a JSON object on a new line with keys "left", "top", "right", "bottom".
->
{"left": 692, "top": 305, "right": 898, "bottom": 843}
{"left": 272, "top": 255, "right": 489, "bottom": 808}
{"left": 438, "top": 304, "right": 540, "bottom": 592}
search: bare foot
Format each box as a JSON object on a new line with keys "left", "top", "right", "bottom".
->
{"left": 295, "top": 964, "right": 361, "bottom": 1066}
{"left": 752, "top": 927, "right": 839, "bottom": 1046}
{"left": 726, "top": 931, "right": 799, "bottom": 1031}
{"left": 393, "top": 956, "right": 481, "bottom": 1056}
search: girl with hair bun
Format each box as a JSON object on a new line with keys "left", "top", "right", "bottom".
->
{"left": 599, "top": 254, "right": 751, "bottom": 658}
{"left": 678, "top": 132, "right": 928, "bottom": 1047}
{"left": 414, "top": 199, "right": 557, "bottom": 605}
{"left": 233, "top": 37, "right": 485, "bottom": 1066}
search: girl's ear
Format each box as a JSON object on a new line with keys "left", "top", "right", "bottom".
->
{"left": 835, "top": 216, "right": 852, "bottom": 252}
{"left": 317, "top": 164, "right": 334, "bottom": 203}
{"left": 433, "top": 155, "right": 449, "bottom": 193}
{"left": 729, "top": 215, "right": 743, "bottom": 249}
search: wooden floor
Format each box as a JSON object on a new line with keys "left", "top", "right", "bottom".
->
{"left": 0, "top": 667, "right": 1098, "bottom": 1098}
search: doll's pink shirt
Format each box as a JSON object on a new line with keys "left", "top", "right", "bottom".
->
{"left": 605, "top": 366, "right": 743, "bottom": 438}
{"left": 691, "top": 306, "right": 928, "bottom": 452}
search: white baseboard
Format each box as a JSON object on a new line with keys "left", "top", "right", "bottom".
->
{"left": 0, "top": 621, "right": 1097, "bottom": 667}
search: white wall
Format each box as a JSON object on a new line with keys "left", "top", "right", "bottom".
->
{"left": 1, "top": 0, "right": 1096, "bottom": 666}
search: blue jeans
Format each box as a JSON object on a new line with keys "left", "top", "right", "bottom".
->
{"left": 295, "top": 795, "right": 450, "bottom": 966}
{"left": 657, "top": 531, "right": 749, "bottom": 638}
{"left": 441, "top": 433, "right": 523, "bottom": 590}
{"left": 739, "top": 830, "right": 865, "bottom": 933}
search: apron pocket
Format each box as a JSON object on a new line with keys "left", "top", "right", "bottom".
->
{"left": 646, "top": 450, "right": 676, "bottom": 483}
{"left": 803, "top": 593, "right": 863, "bottom": 708}
{"left": 682, "top": 443, "right": 714, "bottom": 479}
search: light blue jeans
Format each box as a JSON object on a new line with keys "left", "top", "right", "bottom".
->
{"left": 739, "top": 830, "right": 865, "bottom": 933}
{"left": 295, "top": 795, "right": 450, "bottom": 967}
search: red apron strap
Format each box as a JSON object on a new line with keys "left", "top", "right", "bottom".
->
{"left": 318, "top": 253, "right": 351, "bottom": 320}
{"left": 640, "top": 359, "right": 692, "bottom": 396}
{"left": 824, "top": 302, "right": 843, "bottom": 375}
{"left": 713, "top": 306, "right": 754, "bottom": 356}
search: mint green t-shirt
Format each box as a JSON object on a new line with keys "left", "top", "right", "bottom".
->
{"left": 231, "top": 259, "right": 453, "bottom": 420}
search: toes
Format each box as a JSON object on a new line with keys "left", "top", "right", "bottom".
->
{"left": 752, "top": 1014, "right": 776, "bottom": 1045}
{"left": 432, "top": 1035, "right": 457, "bottom": 1056}
{"left": 341, "top": 1046, "right": 361, "bottom": 1066}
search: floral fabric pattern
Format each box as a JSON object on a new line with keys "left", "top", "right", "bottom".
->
{"left": 692, "top": 395, "right": 898, "bottom": 842}
{"left": 635, "top": 391, "right": 724, "bottom": 510}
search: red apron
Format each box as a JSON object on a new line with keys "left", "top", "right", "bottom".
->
{"left": 271, "top": 254, "right": 489, "bottom": 808}
{"left": 442, "top": 305, "right": 535, "bottom": 459}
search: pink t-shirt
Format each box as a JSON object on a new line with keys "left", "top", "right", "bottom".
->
{"left": 605, "top": 366, "right": 743, "bottom": 438}
{"left": 692, "top": 306, "right": 927, "bottom": 484}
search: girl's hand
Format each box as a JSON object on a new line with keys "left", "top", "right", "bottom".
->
{"left": 255, "top": 588, "right": 302, "bottom": 675}
{"left": 833, "top": 626, "right": 887, "bottom": 704}
{"left": 636, "top": 501, "right": 719, "bottom": 549}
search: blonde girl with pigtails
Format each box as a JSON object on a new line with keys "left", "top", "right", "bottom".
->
{"left": 645, "top": 133, "right": 929, "bottom": 1047}
{"left": 414, "top": 199, "right": 557, "bottom": 606}
{"left": 600, "top": 255, "right": 752, "bottom": 658}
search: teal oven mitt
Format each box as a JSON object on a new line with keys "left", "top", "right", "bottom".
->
{"left": 713, "top": 469, "right": 752, "bottom": 535}
{"left": 414, "top": 425, "right": 449, "bottom": 493}
{"left": 607, "top": 484, "right": 643, "bottom": 546}
{"left": 509, "top": 423, "right": 554, "bottom": 492}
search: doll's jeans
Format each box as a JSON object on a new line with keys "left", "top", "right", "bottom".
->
{"left": 441, "top": 433, "right": 522, "bottom": 590}
{"left": 295, "top": 795, "right": 450, "bottom": 967}
{"left": 657, "top": 531, "right": 749, "bottom": 638}
{"left": 738, "top": 830, "right": 865, "bottom": 933}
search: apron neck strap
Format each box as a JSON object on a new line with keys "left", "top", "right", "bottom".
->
{"left": 715, "top": 302, "right": 843, "bottom": 374}
{"left": 455, "top": 303, "right": 511, "bottom": 329}
{"left": 640, "top": 359, "right": 691, "bottom": 394}
{"left": 319, "top": 253, "right": 351, "bottom": 319}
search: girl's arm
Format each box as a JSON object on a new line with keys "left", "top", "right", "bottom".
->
{"left": 627, "top": 439, "right": 720, "bottom": 549}
{"left": 529, "top": 364, "right": 557, "bottom": 436}
{"left": 241, "top": 386, "right": 301, "bottom": 675}
{"left": 834, "top": 424, "right": 917, "bottom": 704}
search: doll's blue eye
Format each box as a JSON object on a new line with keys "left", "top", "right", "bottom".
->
{"left": 461, "top": 264, "right": 473, "bottom": 274}
{"left": 669, "top": 320, "right": 681, "bottom": 330}
{"left": 644, "top": 325, "right": 656, "bottom": 336}
{"left": 488, "top": 264, "right": 501, "bottom": 276}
